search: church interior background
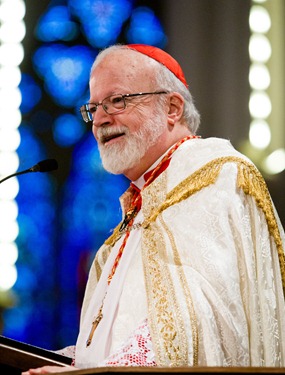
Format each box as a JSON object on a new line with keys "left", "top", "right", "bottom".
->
{"left": 0, "top": 0, "right": 284, "bottom": 350}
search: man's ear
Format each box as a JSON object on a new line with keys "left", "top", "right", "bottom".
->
{"left": 167, "top": 92, "right": 184, "bottom": 126}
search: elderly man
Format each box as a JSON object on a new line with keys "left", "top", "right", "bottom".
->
{"left": 23, "top": 44, "right": 285, "bottom": 373}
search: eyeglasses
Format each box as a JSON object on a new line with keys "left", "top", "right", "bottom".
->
{"left": 79, "top": 91, "right": 168, "bottom": 123}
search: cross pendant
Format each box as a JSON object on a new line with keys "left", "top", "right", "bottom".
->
{"left": 119, "top": 207, "right": 137, "bottom": 232}
{"left": 86, "top": 306, "right": 103, "bottom": 347}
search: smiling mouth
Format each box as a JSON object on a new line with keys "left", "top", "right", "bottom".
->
{"left": 101, "top": 132, "right": 125, "bottom": 144}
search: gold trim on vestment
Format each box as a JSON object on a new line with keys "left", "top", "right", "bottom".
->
{"left": 141, "top": 156, "right": 285, "bottom": 295}
{"left": 236, "top": 158, "right": 285, "bottom": 294}
{"left": 104, "top": 224, "right": 122, "bottom": 247}
{"left": 94, "top": 256, "right": 101, "bottom": 282}
{"left": 160, "top": 215, "right": 199, "bottom": 366}
{"left": 94, "top": 244, "right": 113, "bottom": 282}
{"left": 141, "top": 172, "right": 190, "bottom": 367}
{"left": 142, "top": 222, "right": 188, "bottom": 366}
{"left": 98, "top": 155, "right": 285, "bottom": 366}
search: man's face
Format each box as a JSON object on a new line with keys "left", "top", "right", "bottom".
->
{"left": 89, "top": 51, "right": 168, "bottom": 178}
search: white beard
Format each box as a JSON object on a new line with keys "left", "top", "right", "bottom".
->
{"left": 97, "top": 113, "right": 166, "bottom": 175}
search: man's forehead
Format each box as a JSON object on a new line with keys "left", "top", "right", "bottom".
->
{"left": 90, "top": 52, "right": 154, "bottom": 91}
{"left": 89, "top": 74, "right": 143, "bottom": 101}
{"left": 93, "top": 49, "right": 152, "bottom": 72}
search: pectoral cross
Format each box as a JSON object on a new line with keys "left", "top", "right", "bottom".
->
{"left": 86, "top": 306, "right": 103, "bottom": 347}
{"left": 119, "top": 207, "right": 138, "bottom": 232}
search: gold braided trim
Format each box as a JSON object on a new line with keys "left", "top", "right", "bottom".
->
{"left": 142, "top": 222, "right": 187, "bottom": 366}
{"left": 141, "top": 156, "right": 285, "bottom": 294}
{"left": 236, "top": 159, "right": 285, "bottom": 294}
{"left": 142, "top": 157, "right": 228, "bottom": 227}
{"left": 104, "top": 223, "right": 122, "bottom": 247}
{"left": 160, "top": 216, "right": 198, "bottom": 366}
{"left": 94, "top": 256, "right": 102, "bottom": 282}
{"left": 93, "top": 243, "right": 113, "bottom": 282}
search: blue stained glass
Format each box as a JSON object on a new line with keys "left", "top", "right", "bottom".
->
{"left": 33, "top": 44, "right": 64, "bottom": 77}
{"left": 69, "top": 0, "right": 134, "bottom": 48}
{"left": 36, "top": 5, "right": 79, "bottom": 42}
{"left": 14, "top": 265, "right": 38, "bottom": 292}
{"left": 33, "top": 44, "right": 96, "bottom": 107}
{"left": 82, "top": 20, "right": 122, "bottom": 48}
{"left": 126, "top": 7, "right": 167, "bottom": 47}
{"left": 69, "top": 0, "right": 133, "bottom": 24}
{"left": 3, "top": 126, "right": 60, "bottom": 348}
{"left": 5, "top": 0, "right": 167, "bottom": 349}
{"left": 53, "top": 113, "right": 86, "bottom": 147}
{"left": 3, "top": 305, "right": 33, "bottom": 339}
{"left": 16, "top": 125, "right": 45, "bottom": 163}
{"left": 61, "top": 133, "right": 128, "bottom": 246}
{"left": 57, "top": 133, "right": 128, "bottom": 344}
{"left": 67, "top": 132, "right": 105, "bottom": 174}
{"left": 19, "top": 74, "right": 42, "bottom": 114}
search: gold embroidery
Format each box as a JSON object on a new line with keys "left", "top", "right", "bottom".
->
{"left": 141, "top": 156, "right": 285, "bottom": 294}
{"left": 142, "top": 157, "right": 226, "bottom": 227}
{"left": 142, "top": 222, "right": 187, "bottom": 366}
{"left": 94, "top": 256, "right": 101, "bottom": 282}
{"left": 160, "top": 216, "right": 199, "bottom": 366}
{"left": 93, "top": 243, "right": 114, "bottom": 282}
{"left": 141, "top": 174, "right": 189, "bottom": 366}
{"left": 104, "top": 224, "right": 122, "bottom": 247}
{"left": 101, "top": 245, "right": 112, "bottom": 264}
{"left": 236, "top": 160, "right": 285, "bottom": 293}
{"left": 94, "top": 155, "right": 284, "bottom": 365}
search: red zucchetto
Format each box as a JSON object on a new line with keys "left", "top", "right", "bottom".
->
{"left": 126, "top": 44, "right": 188, "bottom": 87}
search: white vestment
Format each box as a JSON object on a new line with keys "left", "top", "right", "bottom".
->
{"left": 75, "top": 137, "right": 285, "bottom": 368}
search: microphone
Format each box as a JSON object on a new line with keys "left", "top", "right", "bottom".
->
{"left": 28, "top": 159, "right": 58, "bottom": 173}
{"left": 0, "top": 159, "right": 58, "bottom": 184}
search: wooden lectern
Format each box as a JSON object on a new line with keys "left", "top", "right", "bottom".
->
{"left": 0, "top": 335, "right": 72, "bottom": 374}
{"left": 1, "top": 335, "right": 285, "bottom": 375}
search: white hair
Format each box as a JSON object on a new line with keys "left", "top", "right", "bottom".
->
{"left": 91, "top": 45, "right": 201, "bottom": 134}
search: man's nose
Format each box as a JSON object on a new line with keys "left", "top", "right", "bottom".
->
{"left": 92, "top": 105, "right": 112, "bottom": 128}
